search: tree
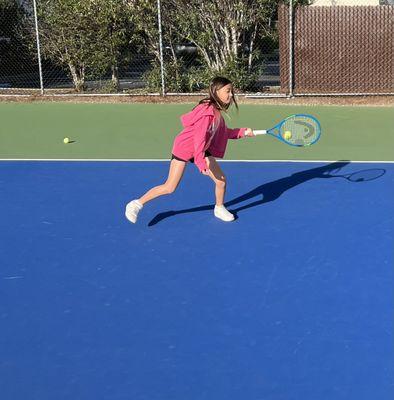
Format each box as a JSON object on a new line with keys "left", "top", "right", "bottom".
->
{"left": 0, "top": 0, "right": 34, "bottom": 82}
{"left": 130, "top": 0, "right": 193, "bottom": 91}
{"left": 91, "top": 0, "right": 135, "bottom": 90}
{"left": 129, "top": 0, "right": 161, "bottom": 61}
{"left": 36, "top": 0, "right": 134, "bottom": 91}
{"left": 163, "top": 0, "right": 283, "bottom": 89}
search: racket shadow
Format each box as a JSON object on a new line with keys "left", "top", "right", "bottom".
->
{"left": 148, "top": 161, "right": 384, "bottom": 226}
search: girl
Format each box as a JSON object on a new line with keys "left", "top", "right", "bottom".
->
{"left": 125, "top": 76, "right": 254, "bottom": 223}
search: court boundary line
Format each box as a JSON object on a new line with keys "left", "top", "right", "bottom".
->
{"left": 1, "top": 158, "right": 393, "bottom": 164}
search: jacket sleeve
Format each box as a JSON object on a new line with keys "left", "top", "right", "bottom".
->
{"left": 193, "top": 115, "right": 214, "bottom": 172}
{"left": 226, "top": 127, "right": 247, "bottom": 139}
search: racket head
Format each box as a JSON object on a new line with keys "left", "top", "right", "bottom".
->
{"left": 269, "top": 114, "right": 321, "bottom": 147}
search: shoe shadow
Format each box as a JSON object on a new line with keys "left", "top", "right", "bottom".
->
{"left": 148, "top": 160, "right": 384, "bottom": 226}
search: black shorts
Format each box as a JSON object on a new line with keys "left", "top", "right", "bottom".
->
{"left": 171, "top": 151, "right": 211, "bottom": 163}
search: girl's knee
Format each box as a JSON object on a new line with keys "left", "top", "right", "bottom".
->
{"left": 215, "top": 177, "right": 226, "bottom": 189}
{"left": 163, "top": 183, "right": 177, "bottom": 194}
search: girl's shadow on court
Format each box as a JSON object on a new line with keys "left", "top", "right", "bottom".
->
{"left": 148, "top": 161, "right": 385, "bottom": 226}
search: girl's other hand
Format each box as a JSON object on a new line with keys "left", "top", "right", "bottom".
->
{"left": 201, "top": 169, "right": 210, "bottom": 176}
{"left": 245, "top": 128, "right": 254, "bottom": 137}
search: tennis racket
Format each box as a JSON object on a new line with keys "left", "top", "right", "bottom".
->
{"left": 251, "top": 114, "right": 321, "bottom": 147}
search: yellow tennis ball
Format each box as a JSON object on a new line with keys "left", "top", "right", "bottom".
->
{"left": 63, "top": 137, "right": 70, "bottom": 144}
{"left": 284, "top": 131, "right": 292, "bottom": 140}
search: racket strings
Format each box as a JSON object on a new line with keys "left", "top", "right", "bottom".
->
{"left": 281, "top": 117, "right": 320, "bottom": 146}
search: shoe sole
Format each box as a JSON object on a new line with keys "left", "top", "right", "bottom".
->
{"left": 214, "top": 213, "right": 235, "bottom": 222}
{"left": 125, "top": 214, "right": 137, "bottom": 223}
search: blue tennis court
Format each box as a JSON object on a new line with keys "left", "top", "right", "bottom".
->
{"left": 1, "top": 160, "right": 393, "bottom": 400}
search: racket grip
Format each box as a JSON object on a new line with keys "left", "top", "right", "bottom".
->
{"left": 253, "top": 130, "right": 267, "bottom": 136}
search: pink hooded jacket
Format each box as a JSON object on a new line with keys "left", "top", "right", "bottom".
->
{"left": 172, "top": 103, "right": 247, "bottom": 172}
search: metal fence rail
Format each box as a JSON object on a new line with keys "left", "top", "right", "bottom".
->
{"left": 0, "top": 0, "right": 393, "bottom": 97}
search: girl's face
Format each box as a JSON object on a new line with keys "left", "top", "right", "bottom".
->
{"left": 216, "top": 83, "right": 233, "bottom": 105}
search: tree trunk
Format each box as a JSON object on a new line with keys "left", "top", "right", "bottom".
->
{"left": 111, "top": 64, "right": 120, "bottom": 91}
{"left": 248, "top": 24, "right": 258, "bottom": 72}
{"left": 231, "top": 26, "right": 238, "bottom": 57}
{"left": 69, "top": 63, "right": 85, "bottom": 92}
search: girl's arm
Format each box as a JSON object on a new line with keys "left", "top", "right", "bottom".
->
{"left": 227, "top": 127, "right": 254, "bottom": 139}
{"left": 193, "top": 115, "right": 214, "bottom": 172}
{"left": 226, "top": 127, "right": 247, "bottom": 139}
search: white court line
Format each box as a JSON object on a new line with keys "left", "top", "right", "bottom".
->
{"left": 0, "top": 158, "right": 393, "bottom": 164}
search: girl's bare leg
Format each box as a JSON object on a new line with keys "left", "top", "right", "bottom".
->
{"left": 206, "top": 157, "right": 234, "bottom": 221}
{"left": 138, "top": 159, "right": 186, "bottom": 205}
{"left": 206, "top": 156, "right": 226, "bottom": 206}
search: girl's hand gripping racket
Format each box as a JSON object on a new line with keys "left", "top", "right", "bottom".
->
{"left": 252, "top": 114, "right": 321, "bottom": 147}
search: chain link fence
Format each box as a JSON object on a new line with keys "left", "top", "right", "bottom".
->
{"left": 0, "top": 0, "right": 40, "bottom": 92}
{"left": 278, "top": 3, "right": 394, "bottom": 96}
{"left": 0, "top": 0, "right": 393, "bottom": 97}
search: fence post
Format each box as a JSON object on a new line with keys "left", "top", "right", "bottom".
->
{"left": 288, "top": 0, "right": 294, "bottom": 98}
{"left": 157, "top": 0, "right": 166, "bottom": 96}
{"left": 32, "top": 0, "right": 44, "bottom": 94}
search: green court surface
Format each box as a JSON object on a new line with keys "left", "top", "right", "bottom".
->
{"left": 0, "top": 102, "right": 393, "bottom": 161}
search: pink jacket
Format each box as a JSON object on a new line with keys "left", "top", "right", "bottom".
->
{"left": 172, "top": 103, "right": 247, "bottom": 172}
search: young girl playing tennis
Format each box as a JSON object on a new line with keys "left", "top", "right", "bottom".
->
{"left": 125, "top": 76, "right": 254, "bottom": 223}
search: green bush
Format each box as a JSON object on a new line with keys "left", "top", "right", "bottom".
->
{"left": 216, "top": 57, "right": 261, "bottom": 92}
{"left": 144, "top": 56, "right": 261, "bottom": 93}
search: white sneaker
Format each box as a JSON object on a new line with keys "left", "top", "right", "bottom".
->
{"left": 214, "top": 205, "right": 235, "bottom": 222}
{"left": 125, "top": 200, "right": 143, "bottom": 223}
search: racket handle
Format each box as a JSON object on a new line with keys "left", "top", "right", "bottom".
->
{"left": 253, "top": 130, "right": 267, "bottom": 136}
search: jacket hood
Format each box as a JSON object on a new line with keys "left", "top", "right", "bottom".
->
{"left": 180, "top": 103, "right": 217, "bottom": 127}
